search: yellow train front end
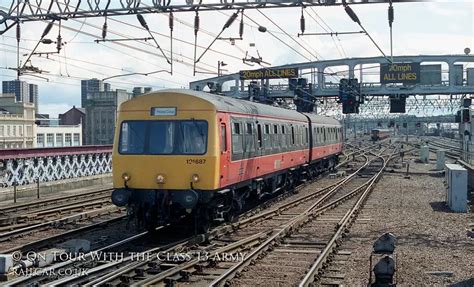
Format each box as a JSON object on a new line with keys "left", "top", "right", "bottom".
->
{"left": 111, "top": 90, "right": 220, "bottom": 230}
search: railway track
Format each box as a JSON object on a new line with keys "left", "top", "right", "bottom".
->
{"left": 0, "top": 187, "right": 113, "bottom": 229}
{"left": 0, "top": 195, "right": 130, "bottom": 254}
{"left": 32, "top": 145, "right": 393, "bottom": 286}
{"left": 0, "top": 214, "right": 128, "bottom": 254}
{"left": 0, "top": 205, "right": 125, "bottom": 250}
{"left": 212, "top": 148, "right": 393, "bottom": 286}
{"left": 0, "top": 186, "right": 123, "bottom": 249}
{"left": 3, "top": 144, "right": 378, "bottom": 285}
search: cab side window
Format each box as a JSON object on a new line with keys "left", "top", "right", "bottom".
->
{"left": 220, "top": 123, "right": 227, "bottom": 152}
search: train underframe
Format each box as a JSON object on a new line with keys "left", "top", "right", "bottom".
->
{"left": 112, "top": 155, "right": 339, "bottom": 233}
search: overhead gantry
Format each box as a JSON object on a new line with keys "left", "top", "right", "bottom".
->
{"left": 190, "top": 54, "right": 474, "bottom": 98}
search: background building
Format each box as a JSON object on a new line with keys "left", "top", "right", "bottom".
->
{"left": 132, "top": 87, "right": 143, "bottom": 97}
{"left": 59, "top": 106, "right": 86, "bottom": 144}
{"left": 85, "top": 89, "right": 132, "bottom": 145}
{"left": 35, "top": 124, "right": 82, "bottom": 148}
{"left": 0, "top": 93, "right": 36, "bottom": 149}
{"left": 35, "top": 113, "right": 50, "bottom": 126}
{"left": 3, "top": 80, "right": 30, "bottom": 102}
{"left": 81, "top": 78, "right": 104, "bottom": 107}
{"left": 29, "top": 84, "right": 39, "bottom": 113}
{"left": 132, "top": 86, "right": 152, "bottom": 97}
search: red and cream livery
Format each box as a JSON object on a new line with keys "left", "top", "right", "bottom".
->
{"left": 112, "top": 89, "right": 342, "bottom": 230}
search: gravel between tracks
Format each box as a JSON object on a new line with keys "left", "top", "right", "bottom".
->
{"left": 342, "top": 160, "right": 473, "bottom": 286}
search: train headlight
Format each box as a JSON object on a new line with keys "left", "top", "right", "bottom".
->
{"left": 191, "top": 174, "right": 200, "bottom": 183}
{"left": 122, "top": 172, "right": 131, "bottom": 182}
{"left": 156, "top": 174, "right": 166, "bottom": 184}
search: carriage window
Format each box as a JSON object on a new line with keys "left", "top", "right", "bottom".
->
{"left": 257, "top": 124, "right": 263, "bottom": 148}
{"left": 291, "top": 126, "right": 295, "bottom": 145}
{"left": 277, "top": 125, "right": 283, "bottom": 148}
{"left": 299, "top": 126, "right": 303, "bottom": 145}
{"left": 233, "top": 122, "right": 241, "bottom": 134}
{"left": 273, "top": 125, "right": 279, "bottom": 148}
{"left": 246, "top": 123, "right": 253, "bottom": 134}
{"left": 232, "top": 121, "right": 243, "bottom": 154}
{"left": 265, "top": 124, "right": 270, "bottom": 134}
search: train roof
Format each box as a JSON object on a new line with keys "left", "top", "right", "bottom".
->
{"left": 303, "top": 113, "right": 341, "bottom": 127}
{"left": 372, "top": 128, "right": 390, "bottom": 132}
{"left": 133, "top": 89, "right": 340, "bottom": 125}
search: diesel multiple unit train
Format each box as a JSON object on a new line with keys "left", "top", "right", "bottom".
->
{"left": 111, "top": 89, "right": 343, "bottom": 230}
{"left": 371, "top": 129, "right": 390, "bottom": 141}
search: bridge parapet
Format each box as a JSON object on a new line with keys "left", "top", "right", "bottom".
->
{"left": 0, "top": 146, "right": 112, "bottom": 188}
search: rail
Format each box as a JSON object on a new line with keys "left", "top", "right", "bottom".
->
{"left": 209, "top": 147, "right": 391, "bottom": 286}
{"left": 299, "top": 151, "right": 393, "bottom": 286}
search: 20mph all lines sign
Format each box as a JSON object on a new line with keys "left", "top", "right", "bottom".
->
{"left": 380, "top": 62, "right": 420, "bottom": 84}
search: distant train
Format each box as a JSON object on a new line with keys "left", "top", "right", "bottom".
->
{"left": 371, "top": 129, "right": 390, "bottom": 141}
{"left": 111, "top": 89, "right": 343, "bottom": 231}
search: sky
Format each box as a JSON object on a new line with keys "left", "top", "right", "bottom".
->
{"left": 0, "top": 0, "right": 473, "bottom": 117}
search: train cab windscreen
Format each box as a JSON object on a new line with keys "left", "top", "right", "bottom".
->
{"left": 119, "top": 120, "right": 208, "bottom": 155}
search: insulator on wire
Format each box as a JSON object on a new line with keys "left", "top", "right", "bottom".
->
{"left": 224, "top": 11, "right": 239, "bottom": 29}
{"left": 300, "top": 9, "right": 306, "bottom": 34}
{"left": 41, "top": 39, "right": 53, "bottom": 44}
{"left": 388, "top": 6, "right": 394, "bottom": 27}
{"left": 16, "top": 22, "right": 20, "bottom": 41}
{"left": 345, "top": 6, "right": 360, "bottom": 25}
{"left": 137, "top": 14, "right": 149, "bottom": 30}
{"left": 239, "top": 12, "right": 244, "bottom": 38}
{"left": 56, "top": 34, "right": 62, "bottom": 52}
{"left": 194, "top": 12, "right": 200, "bottom": 35}
{"left": 42, "top": 22, "right": 54, "bottom": 38}
{"left": 169, "top": 12, "right": 174, "bottom": 31}
{"left": 102, "top": 20, "right": 107, "bottom": 39}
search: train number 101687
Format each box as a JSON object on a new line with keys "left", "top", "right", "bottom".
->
{"left": 186, "top": 159, "right": 206, "bottom": 164}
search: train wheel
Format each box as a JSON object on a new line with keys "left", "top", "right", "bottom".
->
{"left": 225, "top": 199, "right": 242, "bottom": 223}
{"left": 194, "top": 208, "right": 211, "bottom": 234}
{"left": 286, "top": 173, "right": 296, "bottom": 193}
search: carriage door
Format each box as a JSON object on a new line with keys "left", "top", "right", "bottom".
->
{"left": 219, "top": 122, "right": 230, "bottom": 186}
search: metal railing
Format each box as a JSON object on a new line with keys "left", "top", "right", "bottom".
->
{"left": 0, "top": 146, "right": 112, "bottom": 188}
